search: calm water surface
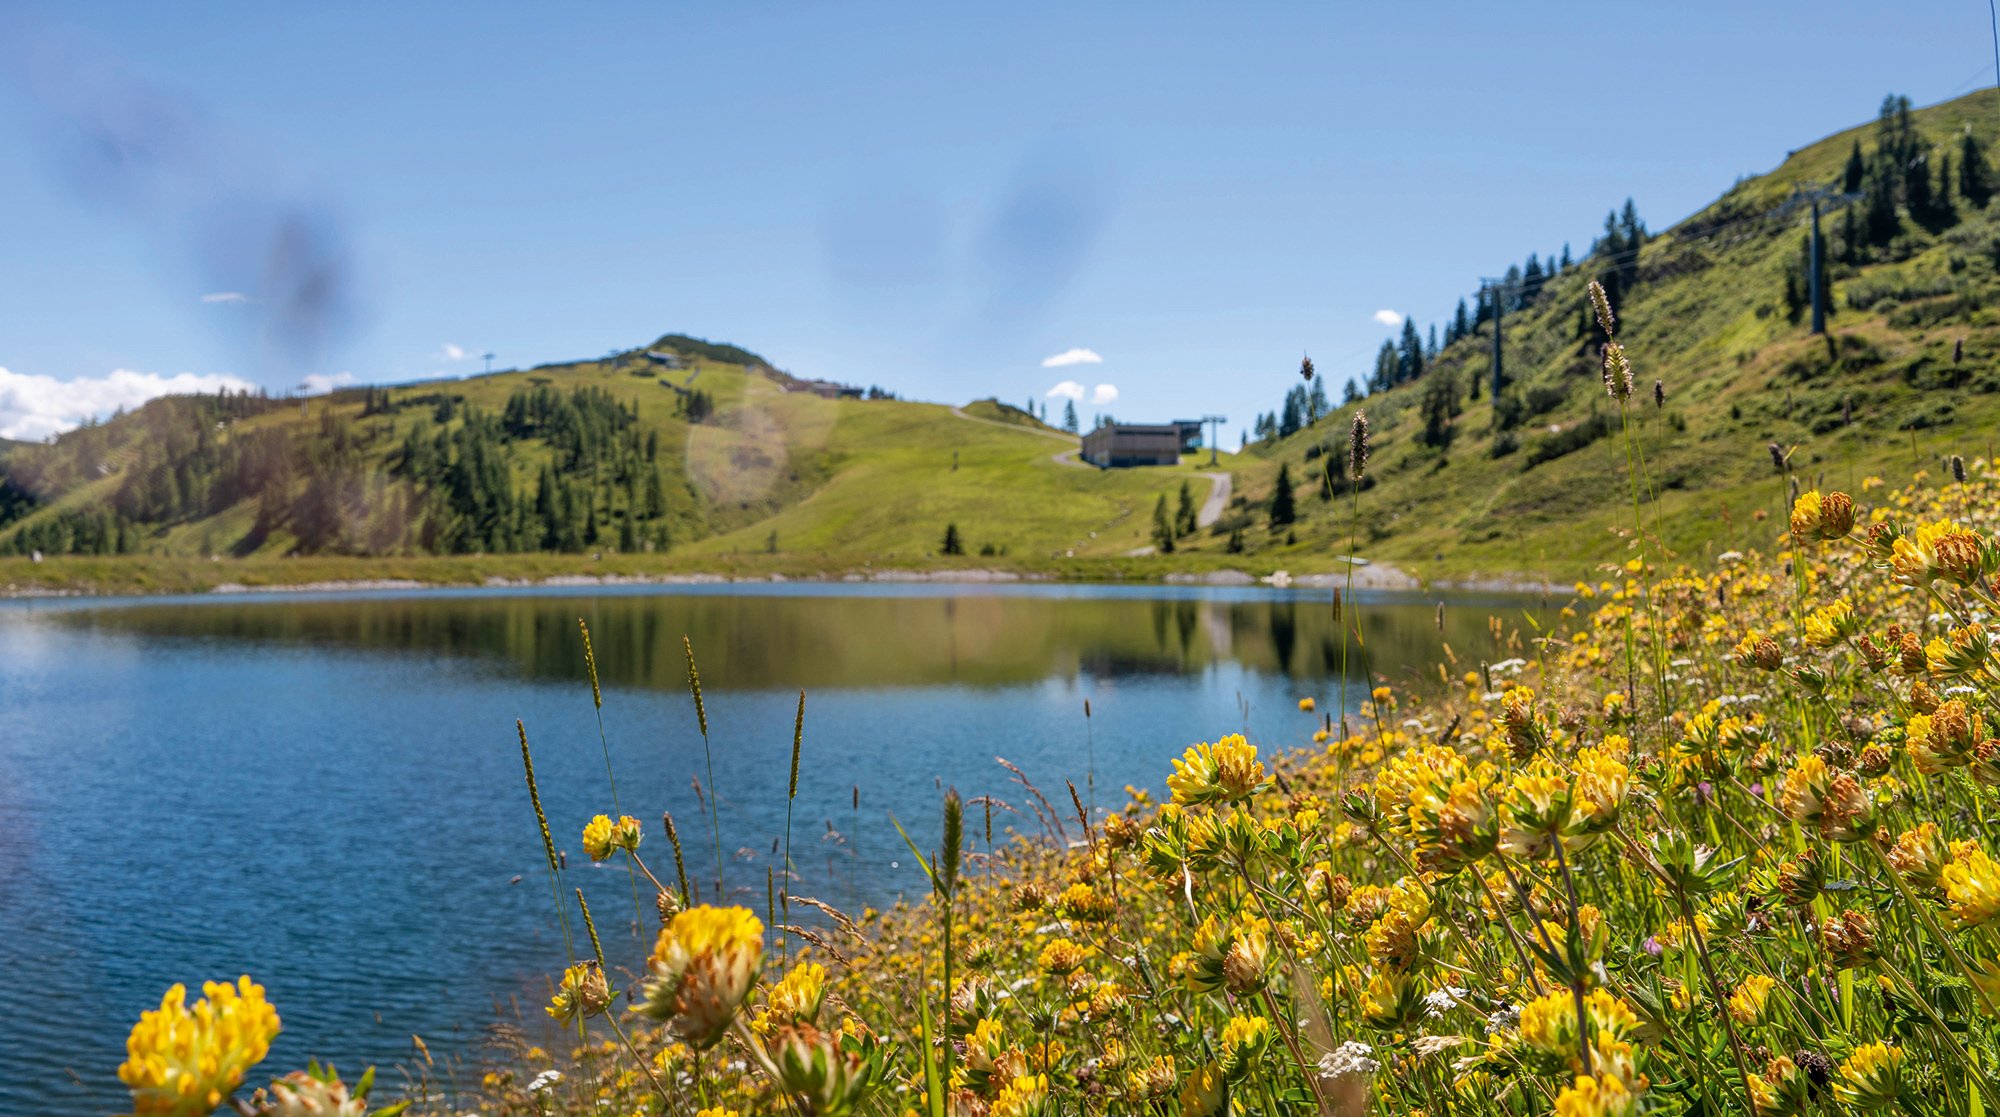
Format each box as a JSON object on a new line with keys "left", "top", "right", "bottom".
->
{"left": 0, "top": 581, "right": 1550, "bottom": 1114}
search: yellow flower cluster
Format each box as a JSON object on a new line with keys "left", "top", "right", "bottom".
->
{"left": 639, "top": 905, "right": 764, "bottom": 1048}
{"left": 119, "top": 976, "right": 281, "bottom": 1117}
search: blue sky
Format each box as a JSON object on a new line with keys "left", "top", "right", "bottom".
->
{"left": 0, "top": 1, "right": 1988, "bottom": 439}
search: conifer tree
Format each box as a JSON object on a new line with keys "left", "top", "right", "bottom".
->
{"left": 1372, "top": 340, "right": 1399, "bottom": 392}
{"left": 1843, "top": 139, "right": 1867, "bottom": 193}
{"left": 1175, "top": 480, "right": 1197, "bottom": 537}
{"left": 942, "top": 522, "right": 964, "bottom": 555}
{"left": 1864, "top": 160, "right": 1900, "bottom": 244}
{"left": 1962, "top": 130, "right": 1993, "bottom": 209}
{"left": 1397, "top": 318, "right": 1424, "bottom": 383}
{"left": 1062, "top": 400, "right": 1079, "bottom": 434}
{"left": 1279, "top": 387, "right": 1305, "bottom": 437}
{"left": 1151, "top": 495, "right": 1176, "bottom": 553}
{"left": 1904, "top": 149, "right": 1934, "bottom": 219}
{"left": 1424, "top": 372, "right": 1456, "bottom": 450}
{"left": 1521, "top": 254, "right": 1545, "bottom": 304}
{"left": 1269, "top": 463, "right": 1295, "bottom": 528}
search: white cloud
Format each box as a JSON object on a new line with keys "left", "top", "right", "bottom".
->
{"left": 1045, "top": 380, "right": 1086, "bottom": 401}
{"left": 0, "top": 366, "right": 254, "bottom": 441}
{"left": 1041, "top": 347, "right": 1102, "bottom": 368}
{"left": 1090, "top": 383, "right": 1119, "bottom": 405}
{"left": 439, "top": 343, "right": 469, "bottom": 361}
{"left": 297, "top": 372, "right": 357, "bottom": 395}
{"left": 1372, "top": 309, "right": 1404, "bottom": 327}
{"left": 201, "top": 291, "right": 250, "bottom": 304}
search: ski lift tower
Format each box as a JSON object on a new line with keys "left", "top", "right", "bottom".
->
{"left": 1202, "top": 414, "right": 1228, "bottom": 466}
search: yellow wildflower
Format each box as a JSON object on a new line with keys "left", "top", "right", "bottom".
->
{"left": 581, "top": 813, "right": 642, "bottom": 861}
{"left": 1516, "top": 989, "right": 1638, "bottom": 1069}
{"left": 546, "top": 962, "right": 611, "bottom": 1022}
{"left": 1218, "top": 1014, "right": 1271, "bottom": 1081}
{"left": 1789, "top": 491, "right": 1823, "bottom": 539}
{"left": 768, "top": 961, "right": 827, "bottom": 1025}
{"left": 261, "top": 1069, "right": 367, "bottom": 1117}
{"left": 1802, "top": 600, "right": 1858, "bottom": 648}
{"left": 119, "top": 976, "right": 281, "bottom": 1117}
{"left": 1167, "top": 735, "right": 1266, "bottom": 805}
{"left": 1125, "top": 1053, "right": 1176, "bottom": 1099}
{"left": 1941, "top": 846, "right": 2000, "bottom": 928}
{"left": 1835, "top": 1042, "right": 1903, "bottom": 1109}
{"left": 1728, "top": 974, "right": 1776, "bottom": 1027}
{"left": 991, "top": 1072, "right": 1050, "bottom": 1117}
{"left": 1178, "top": 1062, "right": 1226, "bottom": 1117}
{"left": 1553, "top": 1073, "right": 1638, "bottom": 1117}
{"left": 1038, "top": 938, "right": 1090, "bottom": 975}
{"left": 638, "top": 905, "right": 764, "bottom": 1047}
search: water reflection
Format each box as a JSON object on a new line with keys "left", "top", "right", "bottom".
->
{"left": 38, "top": 583, "right": 1545, "bottom": 691}
{"left": 1, "top": 582, "right": 1561, "bottom": 1116}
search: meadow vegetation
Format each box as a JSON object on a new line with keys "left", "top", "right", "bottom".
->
{"left": 16, "top": 93, "right": 2000, "bottom": 596}
{"left": 109, "top": 281, "right": 2000, "bottom": 1116}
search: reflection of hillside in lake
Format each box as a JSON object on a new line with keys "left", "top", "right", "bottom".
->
{"left": 44, "top": 583, "right": 1546, "bottom": 691}
{"left": 3, "top": 582, "right": 1559, "bottom": 1117}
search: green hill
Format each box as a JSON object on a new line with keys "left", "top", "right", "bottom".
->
{"left": 1208, "top": 90, "right": 2000, "bottom": 580}
{"left": 6, "top": 90, "right": 1999, "bottom": 588}
{"left": 0, "top": 347, "right": 1225, "bottom": 568}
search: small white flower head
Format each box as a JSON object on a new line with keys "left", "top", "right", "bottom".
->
{"left": 1424, "top": 986, "right": 1468, "bottom": 1017}
{"left": 1317, "top": 1039, "right": 1379, "bottom": 1080}
{"left": 528, "top": 1069, "right": 564, "bottom": 1094}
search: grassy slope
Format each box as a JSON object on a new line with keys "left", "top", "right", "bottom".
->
{"left": 684, "top": 400, "right": 1228, "bottom": 561}
{"left": 10, "top": 92, "right": 2000, "bottom": 595}
{"left": 1201, "top": 89, "right": 2000, "bottom": 583}
{"left": 0, "top": 346, "right": 1234, "bottom": 586}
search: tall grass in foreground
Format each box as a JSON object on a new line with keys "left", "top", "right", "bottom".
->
{"left": 111, "top": 304, "right": 2000, "bottom": 1117}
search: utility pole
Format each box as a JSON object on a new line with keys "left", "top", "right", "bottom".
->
{"left": 1202, "top": 414, "right": 1228, "bottom": 466}
{"left": 483, "top": 352, "right": 496, "bottom": 375}
{"left": 1809, "top": 198, "right": 1826, "bottom": 335}
{"left": 1787, "top": 181, "right": 1854, "bottom": 334}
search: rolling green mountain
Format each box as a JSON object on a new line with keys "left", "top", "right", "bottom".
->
{"left": 6, "top": 91, "right": 1999, "bottom": 583}
{"left": 0, "top": 335, "right": 1217, "bottom": 565}
{"left": 1213, "top": 90, "right": 2000, "bottom": 579}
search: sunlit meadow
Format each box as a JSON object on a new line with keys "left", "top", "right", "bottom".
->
{"left": 116, "top": 297, "right": 2000, "bottom": 1116}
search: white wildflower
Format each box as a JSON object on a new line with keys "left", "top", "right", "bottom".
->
{"left": 1317, "top": 1039, "right": 1379, "bottom": 1080}
{"left": 1424, "top": 986, "right": 1467, "bottom": 1017}
{"left": 1484, "top": 1005, "right": 1521, "bottom": 1035}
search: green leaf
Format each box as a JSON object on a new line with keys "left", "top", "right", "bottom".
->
{"left": 918, "top": 988, "right": 945, "bottom": 1117}
{"left": 888, "top": 813, "right": 941, "bottom": 892}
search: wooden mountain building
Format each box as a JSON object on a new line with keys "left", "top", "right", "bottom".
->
{"left": 1080, "top": 422, "right": 1192, "bottom": 468}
